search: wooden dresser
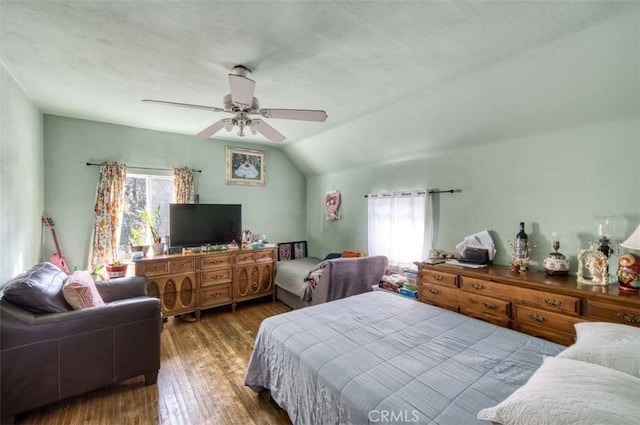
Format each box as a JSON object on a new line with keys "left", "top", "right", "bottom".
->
{"left": 417, "top": 262, "right": 640, "bottom": 345}
{"left": 135, "top": 247, "right": 276, "bottom": 319}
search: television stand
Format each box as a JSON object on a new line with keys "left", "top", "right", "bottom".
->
{"left": 134, "top": 246, "right": 276, "bottom": 319}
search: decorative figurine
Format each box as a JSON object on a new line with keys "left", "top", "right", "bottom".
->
{"left": 577, "top": 249, "right": 609, "bottom": 286}
{"left": 616, "top": 253, "right": 640, "bottom": 292}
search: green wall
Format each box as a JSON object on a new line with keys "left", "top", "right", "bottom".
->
{"left": 306, "top": 116, "right": 639, "bottom": 272}
{"left": 0, "top": 65, "right": 44, "bottom": 283}
{"left": 43, "top": 116, "right": 307, "bottom": 270}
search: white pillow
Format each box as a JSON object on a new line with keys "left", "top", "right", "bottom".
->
{"left": 477, "top": 357, "right": 640, "bottom": 425}
{"left": 557, "top": 322, "right": 640, "bottom": 378}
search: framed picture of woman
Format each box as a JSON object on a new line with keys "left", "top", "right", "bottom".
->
{"left": 225, "top": 146, "right": 265, "bottom": 186}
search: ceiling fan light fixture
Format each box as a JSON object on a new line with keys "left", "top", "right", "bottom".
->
{"left": 143, "top": 64, "right": 326, "bottom": 142}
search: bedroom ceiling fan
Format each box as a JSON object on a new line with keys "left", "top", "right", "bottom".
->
{"left": 142, "top": 65, "right": 328, "bottom": 142}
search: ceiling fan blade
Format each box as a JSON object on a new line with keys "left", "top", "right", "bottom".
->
{"left": 259, "top": 108, "right": 327, "bottom": 122}
{"left": 195, "top": 119, "right": 231, "bottom": 139}
{"left": 142, "top": 99, "right": 224, "bottom": 113}
{"left": 251, "top": 119, "right": 286, "bottom": 142}
{"left": 228, "top": 74, "right": 256, "bottom": 107}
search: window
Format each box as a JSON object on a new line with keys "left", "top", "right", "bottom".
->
{"left": 119, "top": 173, "right": 173, "bottom": 252}
{"left": 367, "top": 191, "right": 433, "bottom": 269}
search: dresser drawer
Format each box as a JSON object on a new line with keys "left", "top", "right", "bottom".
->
{"left": 513, "top": 304, "right": 584, "bottom": 335}
{"left": 201, "top": 268, "right": 232, "bottom": 286}
{"left": 512, "top": 322, "right": 576, "bottom": 346}
{"left": 457, "top": 291, "right": 510, "bottom": 318}
{"left": 234, "top": 252, "right": 255, "bottom": 265}
{"left": 137, "top": 260, "right": 169, "bottom": 276}
{"left": 459, "top": 276, "right": 509, "bottom": 297}
{"left": 422, "top": 269, "right": 457, "bottom": 288}
{"left": 459, "top": 277, "right": 580, "bottom": 316}
{"left": 254, "top": 250, "right": 274, "bottom": 262}
{"left": 515, "top": 288, "right": 580, "bottom": 316}
{"left": 201, "top": 284, "right": 232, "bottom": 307}
{"left": 200, "top": 253, "right": 232, "bottom": 269}
{"left": 586, "top": 300, "right": 640, "bottom": 326}
{"left": 170, "top": 258, "right": 196, "bottom": 273}
{"left": 420, "top": 283, "right": 458, "bottom": 307}
{"left": 460, "top": 307, "right": 511, "bottom": 328}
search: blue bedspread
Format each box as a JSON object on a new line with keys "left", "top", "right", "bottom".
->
{"left": 245, "top": 291, "right": 564, "bottom": 425}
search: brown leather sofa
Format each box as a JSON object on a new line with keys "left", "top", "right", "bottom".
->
{"left": 0, "top": 265, "right": 162, "bottom": 424}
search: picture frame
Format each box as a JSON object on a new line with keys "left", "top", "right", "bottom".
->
{"left": 225, "top": 146, "right": 265, "bottom": 186}
{"left": 577, "top": 248, "right": 609, "bottom": 286}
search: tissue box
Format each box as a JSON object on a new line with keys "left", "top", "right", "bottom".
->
{"left": 398, "top": 287, "right": 418, "bottom": 299}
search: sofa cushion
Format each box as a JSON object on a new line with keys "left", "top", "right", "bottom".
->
{"left": 63, "top": 270, "right": 105, "bottom": 309}
{"left": 1, "top": 262, "right": 71, "bottom": 313}
{"left": 341, "top": 251, "right": 363, "bottom": 258}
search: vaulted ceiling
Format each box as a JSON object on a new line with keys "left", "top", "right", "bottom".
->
{"left": 2, "top": 1, "right": 637, "bottom": 175}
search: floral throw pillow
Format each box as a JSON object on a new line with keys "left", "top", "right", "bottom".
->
{"left": 63, "top": 270, "right": 105, "bottom": 309}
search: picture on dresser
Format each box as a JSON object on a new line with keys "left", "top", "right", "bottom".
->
{"left": 226, "top": 146, "right": 265, "bottom": 186}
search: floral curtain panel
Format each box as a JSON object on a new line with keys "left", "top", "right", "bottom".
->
{"left": 173, "top": 166, "right": 195, "bottom": 204}
{"left": 88, "top": 162, "right": 127, "bottom": 270}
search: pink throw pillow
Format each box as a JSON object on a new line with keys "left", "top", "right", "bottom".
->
{"left": 63, "top": 270, "right": 105, "bottom": 309}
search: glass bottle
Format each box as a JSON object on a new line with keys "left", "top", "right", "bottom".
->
{"left": 516, "top": 222, "right": 528, "bottom": 259}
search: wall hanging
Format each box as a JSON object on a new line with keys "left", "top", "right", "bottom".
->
{"left": 325, "top": 190, "right": 341, "bottom": 220}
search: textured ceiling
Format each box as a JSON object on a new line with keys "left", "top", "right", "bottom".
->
{"left": 1, "top": 1, "right": 636, "bottom": 174}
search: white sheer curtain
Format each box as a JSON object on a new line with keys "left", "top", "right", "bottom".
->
{"left": 367, "top": 190, "right": 433, "bottom": 268}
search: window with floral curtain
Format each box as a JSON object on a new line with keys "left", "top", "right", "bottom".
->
{"left": 88, "top": 162, "right": 127, "bottom": 270}
{"left": 367, "top": 190, "right": 433, "bottom": 269}
{"left": 173, "top": 167, "right": 195, "bottom": 204}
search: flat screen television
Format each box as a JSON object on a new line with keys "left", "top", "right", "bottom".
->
{"left": 169, "top": 203, "right": 242, "bottom": 247}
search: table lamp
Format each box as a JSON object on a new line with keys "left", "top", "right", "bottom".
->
{"left": 617, "top": 224, "right": 640, "bottom": 292}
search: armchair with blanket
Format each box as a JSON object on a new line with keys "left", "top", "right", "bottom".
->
{"left": 0, "top": 263, "right": 162, "bottom": 423}
{"left": 275, "top": 253, "right": 389, "bottom": 310}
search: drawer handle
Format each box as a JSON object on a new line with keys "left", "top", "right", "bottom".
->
{"left": 616, "top": 312, "right": 640, "bottom": 323}
{"left": 544, "top": 298, "right": 564, "bottom": 307}
{"left": 483, "top": 302, "right": 497, "bottom": 310}
{"left": 429, "top": 287, "right": 440, "bottom": 295}
{"left": 471, "top": 282, "right": 486, "bottom": 290}
{"left": 528, "top": 313, "right": 548, "bottom": 323}
{"left": 211, "top": 292, "right": 219, "bottom": 298}
{"left": 433, "top": 275, "right": 444, "bottom": 281}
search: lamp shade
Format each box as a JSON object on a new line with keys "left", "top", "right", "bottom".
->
{"left": 621, "top": 224, "right": 640, "bottom": 250}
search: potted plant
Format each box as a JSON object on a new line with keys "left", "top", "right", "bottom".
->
{"left": 90, "top": 264, "right": 106, "bottom": 281}
{"left": 106, "top": 260, "right": 128, "bottom": 279}
{"left": 140, "top": 205, "right": 164, "bottom": 256}
{"left": 130, "top": 227, "right": 146, "bottom": 260}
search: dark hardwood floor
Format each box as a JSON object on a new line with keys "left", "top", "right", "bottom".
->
{"left": 17, "top": 299, "right": 293, "bottom": 425}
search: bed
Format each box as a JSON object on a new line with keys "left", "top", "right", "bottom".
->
{"left": 245, "top": 291, "right": 566, "bottom": 425}
{"left": 274, "top": 242, "right": 389, "bottom": 310}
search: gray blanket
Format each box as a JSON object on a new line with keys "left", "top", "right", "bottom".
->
{"left": 245, "top": 291, "right": 564, "bottom": 425}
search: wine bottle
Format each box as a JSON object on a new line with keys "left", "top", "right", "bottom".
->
{"left": 516, "top": 222, "right": 528, "bottom": 259}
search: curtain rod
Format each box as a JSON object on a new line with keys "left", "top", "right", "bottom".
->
{"left": 364, "top": 189, "right": 461, "bottom": 198}
{"left": 86, "top": 162, "right": 202, "bottom": 173}
{"left": 428, "top": 189, "right": 461, "bottom": 194}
